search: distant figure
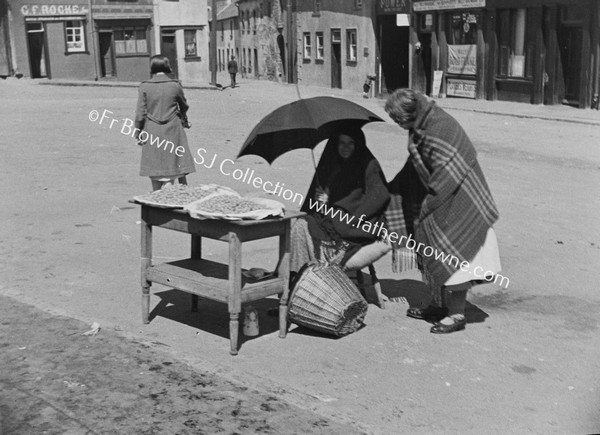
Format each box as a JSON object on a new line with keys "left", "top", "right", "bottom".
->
{"left": 134, "top": 54, "right": 195, "bottom": 191}
{"left": 227, "top": 55, "right": 238, "bottom": 88}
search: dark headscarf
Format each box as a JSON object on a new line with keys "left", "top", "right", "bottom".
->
{"left": 301, "top": 125, "right": 376, "bottom": 213}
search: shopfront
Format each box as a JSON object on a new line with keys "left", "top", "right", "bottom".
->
{"left": 92, "top": 0, "right": 154, "bottom": 82}
{"left": 12, "top": 1, "right": 96, "bottom": 79}
{"left": 411, "top": 0, "right": 486, "bottom": 99}
{"left": 411, "top": 0, "right": 600, "bottom": 108}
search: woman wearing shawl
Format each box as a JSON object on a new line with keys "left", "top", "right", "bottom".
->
{"left": 384, "top": 89, "right": 501, "bottom": 334}
{"left": 291, "top": 125, "right": 390, "bottom": 272}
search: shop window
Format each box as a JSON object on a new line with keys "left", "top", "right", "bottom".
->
{"left": 315, "top": 32, "right": 324, "bottom": 60}
{"left": 303, "top": 32, "right": 311, "bottom": 60}
{"left": 64, "top": 20, "right": 86, "bottom": 53}
{"left": 114, "top": 27, "right": 148, "bottom": 55}
{"left": 448, "top": 12, "right": 478, "bottom": 44}
{"left": 346, "top": 29, "right": 357, "bottom": 62}
{"left": 185, "top": 30, "right": 197, "bottom": 57}
{"left": 497, "top": 8, "right": 534, "bottom": 79}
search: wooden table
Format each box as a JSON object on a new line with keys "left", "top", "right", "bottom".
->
{"left": 135, "top": 202, "right": 304, "bottom": 355}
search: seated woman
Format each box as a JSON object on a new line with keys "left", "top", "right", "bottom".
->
{"left": 291, "top": 125, "right": 391, "bottom": 276}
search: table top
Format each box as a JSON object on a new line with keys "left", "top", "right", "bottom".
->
{"left": 130, "top": 199, "right": 305, "bottom": 227}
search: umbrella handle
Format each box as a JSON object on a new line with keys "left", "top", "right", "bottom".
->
{"left": 311, "top": 148, "right": 321, "bottom": 189}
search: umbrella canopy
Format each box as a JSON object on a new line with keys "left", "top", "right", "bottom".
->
{"left": 237, "top": 96, "right": 385, "bottom": 164}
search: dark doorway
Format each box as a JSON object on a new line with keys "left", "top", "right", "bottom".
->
{"left": 161, "top": 30, "right": 178, "bottom": 79}
{"left": 26, "top": 22, "right": 48, "bottom": 78}
{"left": 254, "top": 48, "right": 259, "bottom": 78}
{"left": 557, "top": 25, "right": 582, "bottom": 106}
{"left": 331, "top": 29, "right": 342, "bottom": 89}
{"left": 419, "top": 33, "right": 433, "bottom": 96}
{"left": 378, "top": 15, "right": 409, "bottom": 93}
{"left": 99, "top": 31, "right": 116, "bottom": 78}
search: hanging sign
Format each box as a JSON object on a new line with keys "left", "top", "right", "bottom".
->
{"left": 448, "top": 44, "right": 477, "bottom": 75}
{"left": 413, "top": 0, "right": 485, "bottom": 11}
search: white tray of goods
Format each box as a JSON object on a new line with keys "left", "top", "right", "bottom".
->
{"left": 133, "top": 184, "right": 235, "bottom": 208}
{"left": 184, "top": 191, "right": 285, "bottom": 220}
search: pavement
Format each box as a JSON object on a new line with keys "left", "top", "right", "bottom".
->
{"left": 2, "top": 76, "right": 600, "bottom": 435}
{"left": 34, "top": 74, "right": 600, "bottom": 126}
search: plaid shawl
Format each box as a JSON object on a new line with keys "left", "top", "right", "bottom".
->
{"left": 385, "top": 95, "right": 499, "bottom": 289}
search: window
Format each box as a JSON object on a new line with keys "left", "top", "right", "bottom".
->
{"left": 497, "top": 8, "right": 533, "bottom": 79}
{"left": 114, "top": 27, "right": 148, "bottom": 55}
{"left": 185, "top": 30, "right": 197, "bottom": 57}
{"left": 346, "top": 29, "right": 357, "bottom": 62}
{"left": 220, "top": 22, "right": 224, "bottom": 41}
{"left": 315, "top": 32, "right": 324, "bottom": 60}
{"left": 65, "top": 20, "right": 85, "bottom": 53}
{"left": 355, "top": 0, "right": 363, "bottom": 8}
{"left": 303, "top": 32, "right": 312, "bottom": 60}
{"left": 448, "top": 12, "right": 477, "bottom": 44}
{"left": 253, "top": 10, "right": 257, "bottom": 34}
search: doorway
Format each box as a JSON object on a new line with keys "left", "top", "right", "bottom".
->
{"left": 419, "top": 33, "right": 433, "bottom": 96}
{"left": 378, "top": 15, "right": 409, "bottom": 93}
{"left": 557, "top": 25, "right": 582, "bottom": 106}
{"left": 161, "top": 30, "right": 178, "bottom": 78}
{"left": 99, "top": 31, "right": 116, "bottom": 78}
{"left": 331, "top": 29, "right": 342, "bottom": 89}
{"left": 26, "top": 22, "right": 48, "bottom": 78}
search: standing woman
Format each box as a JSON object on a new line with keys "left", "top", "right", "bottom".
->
{"left": 384, "top": 88, "right": 501, "bottom": 334}
{"left": 135, "top": 55, "right": 196, "bottom": 191}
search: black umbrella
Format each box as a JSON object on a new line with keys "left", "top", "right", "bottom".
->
{"left": 237, "top": 96, "right": 385, "bottom": 164}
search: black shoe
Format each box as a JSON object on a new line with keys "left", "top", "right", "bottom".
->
{"left": 406, "top": 305, "right": 448, "bottom": 323}
{"left": 430, "top": 316, "right": 466, "bottom": 334}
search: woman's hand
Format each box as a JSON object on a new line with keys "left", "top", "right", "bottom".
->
{"left": 315, "top": 187, "right": 329, "bottom": 204}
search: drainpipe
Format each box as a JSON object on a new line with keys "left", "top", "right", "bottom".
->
{"left": 210, "top": 0, "right": 217, "bottom": 85}
{"left": 88, "top": 0, "right": 99, "bottom": 80}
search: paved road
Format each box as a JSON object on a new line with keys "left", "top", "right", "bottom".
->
{"left": 1, "top": 77, "right": 600, "bottom": 434}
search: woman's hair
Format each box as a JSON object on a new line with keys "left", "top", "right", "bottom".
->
{"left": 384, "top": 88, "right": 418, "bottom": 125}
{"left": 150, "top": 55, "right": 172, "bottom": 75}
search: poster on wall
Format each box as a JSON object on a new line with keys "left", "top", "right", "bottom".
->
{"left": 448, "top": 44, "right": 477, "bottom": 75}
{"left": 447, "top": 78, "right": 476, "bottom": 98}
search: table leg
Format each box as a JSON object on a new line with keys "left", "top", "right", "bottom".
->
{"left": 140, "top": 208, "right": 152, "bottom": 325}
{"left": 191, "top": 235, "right": 202, "bottom": 312}
{"left": 277, "top": 222, "right": 291, "bottom": 338}
{"left": 228, "top": 232, "right": 242, "bottom": 356}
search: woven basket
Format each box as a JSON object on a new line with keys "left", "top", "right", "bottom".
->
{"left": 288, "top": 261, "right": 368, "bottom": 337}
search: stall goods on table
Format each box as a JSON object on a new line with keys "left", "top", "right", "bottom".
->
{"left": 133, "top": 184, "right": 222, "bottom": 208}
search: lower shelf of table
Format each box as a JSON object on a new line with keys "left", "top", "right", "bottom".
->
{"left": 146, "top": 258, "right": 287, "bottom": 304}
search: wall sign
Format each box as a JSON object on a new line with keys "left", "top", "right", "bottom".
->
{"left": 21, "top": 5, "right": 88, "bottom": 16}
{"left": 447, "top": 78, "right": 476, "bottom": 98}
{"left": 376, "top": 0, "right": 410, "bottom": 15}
{"left": 413, "top": 0, "right": 485, "bottom": 11}
{"left": 448, "top": 44, "right": 477, "bottom": 75}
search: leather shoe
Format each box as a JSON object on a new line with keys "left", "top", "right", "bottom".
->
{"left": 430, "top": 316, "right": 466, "bottom": 334}
{"left": 406, "top": 305, "right": 448, "bottom": 323}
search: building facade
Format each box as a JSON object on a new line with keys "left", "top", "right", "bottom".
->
{"left": 153, "top": 0, "right": 209, "bottom": 84}
{"left": 295, "top": 0, "right": 376, "bottom": 92}
{"left": 10, "top": 0, "right": 97, "bottom": 80}
{"left": 92, "top": 0, "right": 154, "bottom": 82}
{"left": 410, "top": 0, "right": 600, "bottom": 108}
{"left": 216, "top": 0, "right": 239, "bottom": 74}
{"left": 237, "top": 0, "right": 286, "bottom": 81}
